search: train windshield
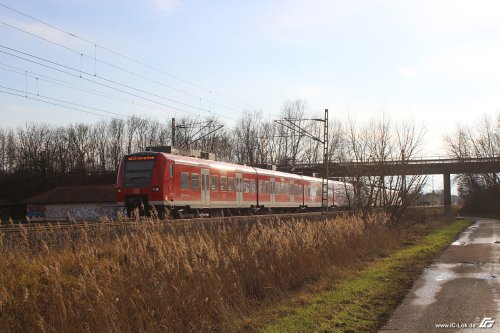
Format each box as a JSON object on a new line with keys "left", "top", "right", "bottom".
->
{"left": 124, "top": 157, "right": 155, "bottom": 188}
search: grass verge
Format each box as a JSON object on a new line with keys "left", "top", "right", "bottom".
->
{"left": 259, "top": 218, "right": 472, "bottom": 333}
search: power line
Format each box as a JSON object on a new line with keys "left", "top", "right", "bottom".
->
{"left": 0, "top": 45, "right": 206, "bottom": 119}
{"left": 0, "top": 18, "right": 242, "bottom": 115}
{"left": 0, "top": 87, "right": 120, "bottom": 119}
{"left": 0, "top": 84, "right": 129, "bottom": 119}
{"left": 0, "top": 43, "right": 240, "bottom": 122}
{"left": 0, "top": 2, "right": 257, "bottom": 110}
{"left": 0, "top": 62, "right": 188, "bottom": 119}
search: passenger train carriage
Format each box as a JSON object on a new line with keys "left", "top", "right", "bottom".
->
{"left": 116, "top": 151, "right": 352, "bottom": 217}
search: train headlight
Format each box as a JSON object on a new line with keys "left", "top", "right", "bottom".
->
{"left": 152, "top": 186, "right": 160, "bottom": 192}
{"left": 117, "top": 188, "right": 122, "bottom": 193}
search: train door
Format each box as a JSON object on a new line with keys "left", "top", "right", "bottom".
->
{"left": 290, "top": 180, "right": 295, "bottom": 205}
{"left": 236, "top": 173, "right": 243, "bottom": 206}
{"left": 270, "top": 177, "right": 275, "bottom": 206}
{"left": 201, "top": 169, "right": 210, "bottom": 207}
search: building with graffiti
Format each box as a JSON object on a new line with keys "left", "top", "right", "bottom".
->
{"left": 25, "top": 185, "right": 121, "bottom": 221}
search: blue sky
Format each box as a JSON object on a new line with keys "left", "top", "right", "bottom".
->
{"left": 1, "top": 0, "right": 500, "bottom": 157}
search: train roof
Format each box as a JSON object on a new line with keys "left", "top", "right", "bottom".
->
{"left": 162, "top": 153, "right": 256, "bottom": 172}
{"left": 159, "top": 153, "right": 320, "bottom": 181}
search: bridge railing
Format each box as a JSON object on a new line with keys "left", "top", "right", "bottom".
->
{"left": 277, "top": 156, "right": 500, "bottom": 172}
{"left": 331, "top": 156, "right": 500, "bottom": 166}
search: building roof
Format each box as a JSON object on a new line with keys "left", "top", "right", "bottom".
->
{"left": 25, "top": 185, "right": 116, "bottom": 204}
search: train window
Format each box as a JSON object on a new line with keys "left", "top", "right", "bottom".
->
{"left": 250, "top": 180, "right": 256, "bottom": 193}
{"left": 228, "top": 177, "right": 235, "bottom": 191}
{"left": 169, "top": 164, "right": 174, "bottom": 177}
{"left": 259, "top": 180, "right": 263, "bottom": 193}
{"left": 221, "top": 176, "right": 227, "bottom": 191}
{"left": 181, "top": 172, "right": 189, "bottom": 190}
{"left": 211, "top": 176, "right": 219, "bottom": 191}
{"left": 192, "top": 173, "right": 199, "bottom": 190}
{"left": 244, "top": 179, "right": 249, "bottom": 193}
{"left": 204, "top": 174, "right": 210, "bottom": 191}
{"left": 124, "top": 159, "right": 155, "bottom": 188}
{"left": 275, "top": 182, "right": 280, "bottom": 195}
{"left": 264, "top": 181, "right": 269, "bottom": 194}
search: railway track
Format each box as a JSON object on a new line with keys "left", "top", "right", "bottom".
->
{"left": 0, "top": 210, "right": 347, "bottom": 234}
{"left": 0, "top": 206, "right": 444, "bottom": 235}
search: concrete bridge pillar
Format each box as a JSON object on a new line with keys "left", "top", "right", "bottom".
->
{"left": 443, "top": 173, "right": 451, "bottom": 213}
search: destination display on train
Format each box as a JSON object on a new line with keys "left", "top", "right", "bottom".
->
{"left": 127, "top": 156, "right": 155, "bottom": 161}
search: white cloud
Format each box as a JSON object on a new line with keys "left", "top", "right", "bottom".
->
{"left": 260, "top": 0, "right": 365, "bottom": 45}
{"left": 388, "top": 0, "right": 500, "bottom": 35}
{"left": 426, "top": 44, "right": 500, "bottom": 81}
{"left": 148, "top": 0, "right": 180, "bottom": 16}
{"left": 420, "top": 0, "right": 500, "bottom": 31}
{"left": 398, "top": 67, "right": 420, "bottom": 79}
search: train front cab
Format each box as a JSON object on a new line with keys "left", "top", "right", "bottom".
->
{"left": 116, "top": 152, "right": 169, "bottom": 217}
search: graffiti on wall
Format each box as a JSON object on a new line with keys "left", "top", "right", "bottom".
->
{"left": 27, "top": 203, "right": 123, "bottom": 221}
{"left": 26, "top": 205, "right": 47, "bottom": 221}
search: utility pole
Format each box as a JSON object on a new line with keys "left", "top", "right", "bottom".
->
{"left": 274, "top": 108, "right": 330, "bottom": 211}
{"left": 322, "top": 109, "right": 329, "bottom": 211}
{"left": 171, "top": 118, "right": 176, "bottom": 146}
{"left": 170, "top": 118, "right": 223, "bottom": 150}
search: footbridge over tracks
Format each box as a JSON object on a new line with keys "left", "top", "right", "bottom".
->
{"left": 279, "top": 157, "right": 500, "bottom": 213}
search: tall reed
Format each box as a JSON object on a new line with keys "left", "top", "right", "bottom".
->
{"left": 0, "top": 212, "right": 398, "bottom": 332}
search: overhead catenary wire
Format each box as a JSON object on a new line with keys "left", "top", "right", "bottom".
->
{"left": 0, "top": 46, "right": 206, "bottom": 119}
{"left": 0, "top": 88, "right": 121, "bottom": 120}
{"left": 0, "top": 2, "right": 257, "bottom": 110}
{"left": 0, "top": 43, "right": 240, "bottom": 123}
{"left": 0, "top": 18, "right": 242, "bottom": 116}
{"left": 0, "top": 84, "right": 129, "bottom": 119}
{"left": 0, "top": 62, "right": 190, "bottom": 119}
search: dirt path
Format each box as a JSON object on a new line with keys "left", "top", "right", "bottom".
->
{"left": 380, "top": 218, "right": 499, "bottom": 333}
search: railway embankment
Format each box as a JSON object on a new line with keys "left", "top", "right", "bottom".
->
{"left": 0, "top": 211, "right": 463, "bottom": 332}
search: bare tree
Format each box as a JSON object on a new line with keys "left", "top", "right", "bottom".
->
{"left": 232, "top": 111, "right": 263, "bottom": 165}
{"left": 445, "top": 113, "right": 500, "bottom": 213}
{"left": 106, "top": 119, "right": 126, "bottom": 171}
{"left": 338, "top": 114, "right": 427, "bottom": 225}
{"left": 273, "top": 99, "right": 309, "bottom": 167}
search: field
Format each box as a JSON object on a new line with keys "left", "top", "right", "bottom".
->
{"left": 0, "top": 212, "right": 442, "bottom": 332}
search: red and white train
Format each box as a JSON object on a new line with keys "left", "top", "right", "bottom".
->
{"left": 116, "top": 150, "right": 353, "bottom": 217}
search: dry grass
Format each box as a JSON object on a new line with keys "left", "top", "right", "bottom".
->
{"left": 0, "top": 213, "right": 404, "bottom": 332}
